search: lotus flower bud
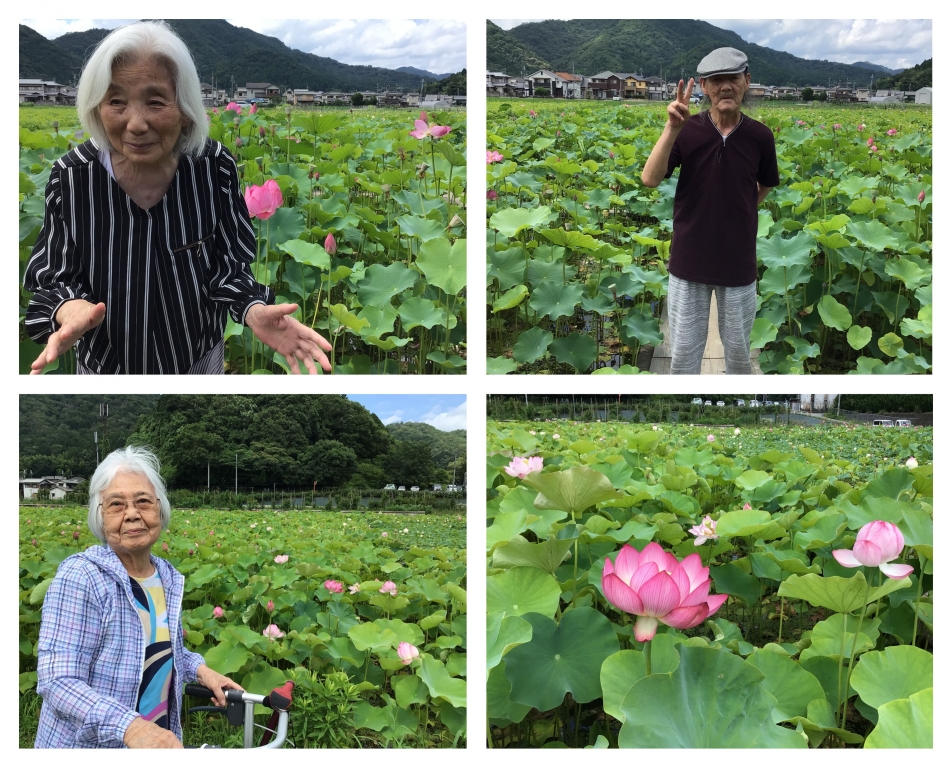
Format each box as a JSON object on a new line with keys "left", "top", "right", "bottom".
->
{"left": 213, "top": 606, "right": 224, "bottom": 618}
{"left": 324, "top": 233, "right": 337, "bottom": 255}
{"left": 267, "top": 600, "right": 275, "bottom": 612}
{"left": 918, "top": 190, "right": 925, "bottom": 203}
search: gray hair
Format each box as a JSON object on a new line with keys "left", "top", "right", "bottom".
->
{"left": 87, "top": 445, "right": 171, "bottom": 544}
{"left": 76, "top": 21, "right": 208, "bottom": 157}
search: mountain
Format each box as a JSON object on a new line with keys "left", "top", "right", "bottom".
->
{"left": 20, "top": 20, "right": 442, "bottom": 92}
{"left": 500, "top": 19, "right": 897, "bottom": 87}
{"left": 851, "top": 61, "right": 901, "bottom": 76}
{"left": 487, "top": 20, "right": 551, "bottom": 76}
{"left": 423, "top": 69, "right": 466, "bottom": 96}
{"left": 873, "top": 58, "right": 931, "bottom": 91}
{"left": 19, "top": 24, "right": 85, "bottom": 84}
{"left": 396, "top": 66, "right": 453, "bottom": 80}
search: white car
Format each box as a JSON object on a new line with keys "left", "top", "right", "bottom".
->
{"left": 895, "top": 420, "right": 913, "bottom": 427}
{"left": 433, "top": 484, "right": 443, "bottom": 491}
{"left": 691, "top": 398, "right": 703, "bottom": 405}
{"left": 446, "top": 484, "right": 459, "bottom": 493}
{"left": 716, "top": 401, "right": 725, "bottom": 407}
{"left": 736, "top": 399, "right": 745, "bottom": 407}
{"left": 704, "top": 400, "right": 712, "bottom": 406}
{"left": 749, "top": 400, "right": 761, "bottom": 408}
{"left": 398, "top": 485, "right": 406, "bottom": 491}
{"left": 410, "top": 486, "right": 420, "bottom": 492}
{"left": 384, "top": 484, "right": 396, "bottom": 491}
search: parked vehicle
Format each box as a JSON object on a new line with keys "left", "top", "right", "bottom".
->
{"left": 446, "top": 484, "right": 459, "bottom": 493}
{"left": 872, "top": 420, "right": 895, "bottom": 427}
{"left": 410, "top": 486, "right": 420, "bottom": 492}
{"left": 433, "top": 484, "right": 443, "bottom": 491}
{"left": 398, "top": 485, "right": 406, "bottom": 491}
{"left": 691, "top": 398, "right": 703, "bottom": 405}
{"left": 716, "top": 401, "right": 725, "bottom": 407}
{"left": 895, "top": 419, "right": 913, "bottom": 427}
{"left": 704, "top": 400, "right": 712, "bottom": 406}
{"left": 749, "top": 400, "right": 761, "bottom": 408}
{"left": 736, "top": 399, "right": 746, "bottom": 407}
{"left": 384, "top": 484, "right": 396, "bottom": 491}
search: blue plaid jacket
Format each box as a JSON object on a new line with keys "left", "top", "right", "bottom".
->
{"left": 35, "top": 546, "right": 205, "bottom": 748}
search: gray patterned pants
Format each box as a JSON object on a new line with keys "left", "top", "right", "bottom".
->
{"left": 77, "top": 339, "right": 226, "bottom": 374}
{"left": 666, "top": 275, "right": 757, "bottom": 375}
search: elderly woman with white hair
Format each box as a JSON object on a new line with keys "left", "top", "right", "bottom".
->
{"left": 24, "top": 20, "right": 332, "bottom": 374}
{"left": 35, "top": 446, "right": 241, "bottom": 748}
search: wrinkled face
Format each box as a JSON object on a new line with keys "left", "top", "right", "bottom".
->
{"left": 99, "top": 58, "right": 187, "bottom": 167}
{"left": 701, "top": 71, "right": 750, "bottom": 116}
{"left": 100, "top": 471, "right": 162, "bottom": 558}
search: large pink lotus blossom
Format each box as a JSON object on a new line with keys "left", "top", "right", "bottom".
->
{"left": 245, "top": 179, "right": 283, "bottom": 220}
{"left": 486, "top": 150, "right": 504, "bottom": 163}
{"left": 887, "top": 128, "right": 897, "bottom": 136}
{"left": 409, "top": 118, "right": 451, "bottom": 139}
{"left": 274, "top": 554, "right": 289, "bottom": 564}
{"left": 226, "top": 101, "right": 241, "bottom": 114}
{"left": 324, "top": 579, "right": 344, "bottom": 593}
{"left": 250, "top": 103, "right": 258, "bottom": 114}
{"left": 833, "top": 521, "right": 914, "bottom": 579}
{"left": 602, "top": 542, "right": 728, "bottom": 642}
{"left": 504, "top": 456, "right": 544, "bottom": 479}
{"left": 380, "top": 580, "right": 398, "bottom": 596}
{"left": 262, "top": 624, "right": 285, "bottom": 640}
{"left": 688, "top": 516, "right": 718, "bottom": 546}
{"left": 397, "top": 641, "right": 419, "bottom": 665}
{"left": 707, "top": 434, "right": 715, "bottom": 442}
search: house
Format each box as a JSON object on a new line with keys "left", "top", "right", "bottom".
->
{"left": 622, "top": 73, "right": 648, "bottom": 99}
{"left": 526, "top": 69, "right": 580, "bottom": 99}
{"left": 828, "top": 85, "right": 854, "bottom": 103}
{"left": 19, "top": 79, "right": 75, "bottom": 105}
{"left": 286, "top": 88, "right": 323, "bottom": 106}
{"left": 322, "top": 91, "right": 349, "bottom": 104}
{"left": 421, "top": 94, "right": 453, "bottom": 109}
{"left": 747, "top": 83, "right": 767, "bottom": 100}
{"left": 915, "top": 87, "right": 932, "bottom": 105}
{"left": 20, "top": 475, "right": 84, "bottom": 500}
{"left": 484, "top": 72, "right": 531, "bottom": 98}
{"left": 772, "top": 86, "right": 799, "bottom": 100}
{"left": 585, "top": 71, "right": 613, "bottom": 99}
{"left": 199, "top": 82, "right": 218, "bottom": 107}
{"left": 855, "top": 88, "right": 870, "bottom": 102}
{"left": 644, "top": 76, "right": 667, "bottom": 101}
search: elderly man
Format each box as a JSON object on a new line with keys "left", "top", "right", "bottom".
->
{"left": 642, "top": 47, "right": 779, "bottom": 374}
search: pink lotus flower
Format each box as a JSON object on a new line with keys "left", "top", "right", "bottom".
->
{"left": 262, "top": 624, "right": 285, "bottom": 640}
{"left": 267, "top": 600, "right": 275, "bottom": 612}
{"left": 324, "top": 579, "right": 344, "bottom": 593}
{"left": 887, "top": 128, "right": 897, "bottom": 136}
{"left": 419, "top": 110, "right": 428, "bottom": 122}
{"left": 245, "top": 179, "right": 283, "bottom": 220}
{"left": 707, "top": 434, "right": 715, "bottom": 442}
{"left": 504, "top": 456, "right": 544, "bottom": 479}
{"left": 608, "top": 151, "right": 615, "bottom": 159}
{"left": 226, "top": 102, "right": 241, "bottom": 114}
{"left": 552, "top": 433, "right": 560, "bottom": 440}
{"left": 381, "top": 532, "right": 388, "bottom": 538}
{"left": 528, "top": 110, "right": 537, "bottom": 117}
{"left": 486, "top": 150, "right": 504, "bottom": 163}
{"left": 743, "top": 503, "right": 752, "bottom": 510}
{"left": 858, "top": 123, "right": 866, "bottom": 131}
{"left": 487, "top": 190, "right": 498, "bottom": 200}
{"left": 603, "top": 542, "right": 728, "bottom": 642}
{"left": 380, "top": 580, "right": 398, "bottom": 596}
{"left": 833, "top": 123, "right": 841, "bottom": 130}
{"left": 867, "top": 137, "right": 875, "bottom": 147}
{"left": 409, "top": 118, "right": 451, "bottom": 139}
{"left": 349, "top": 583, "right": 360, "bottom": 594}
{"left": 906, "top": 457, "right": 918, "bottom": 469}
{"left": 162, "top": 542, "right": 169, "bottom": 552}
{"left": 213, "top": 606, "right": 224, "bottom": 619}
{"left": 31, "top": 538, "right": 37, "bottom": 546}
{"left": 212, "top": 108, "right": 219, "bottom": 115}
{"left": 795, "top": 119, "right": 806, "bottom": 126}
{"left": 274, "top": 554, "right": 289, "bottom": 564}
{"left": 833, "top": 521, "right": 914, "bottom": 579}
{"left": 397, "top": 641, "right": 419, "bottom": 665}
{"left": 688, "top": 516, "right": 718, "bottom": 546}
{"left": 250, "top": 104, "right": 258, "bottom": 114}
{"left": 870, "top": 145, "right": 878, "bottom": 153}
{"left": 918, "top": 190, "right": 926, "bottom": 204}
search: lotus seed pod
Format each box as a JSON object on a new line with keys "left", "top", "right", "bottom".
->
{"left": 449, "top": 214, "right": 463, "bottom": 228}
{"left": 233, "top": 117, "right": 240, "bottom": 126}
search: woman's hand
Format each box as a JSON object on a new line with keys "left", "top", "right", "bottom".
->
{"left": 245, "top": 303, "right": 333, "bottom": 374}
{"left": 123, "top": 716, "right": 183, "bottom": 748}
{"left": 196, "top": 663, "right": 244, "bottom": 708}
{"left": 31, "top": 299, "right": 106, "bottom": 374}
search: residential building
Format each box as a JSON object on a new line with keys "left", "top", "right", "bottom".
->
{"left": 526, "top": 69, "right": 580, "bottom": 99}
{"left": 19, "top": 78, "right": 75, "bottom": 105}
{"left": 286, "top": 88, "right": 323, "bottom": 106}
{"left": 552, "top": 72, "right": 582, "bottom": 98}
{"left": 644, "top": 76, "right": 667, "bottom": 101}
{"left": 20, "top": 475, "right": 85, "bottom": 500}
{"left": 915, "top": 87, "right": 932, "bottom": 105}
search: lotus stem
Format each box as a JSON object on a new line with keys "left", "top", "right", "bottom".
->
{"left": 912, "top": 557, "right": 924, "bottom": 648}
{"left": 644, "top": 636, "right": 652, "bottom": 676}
{"left": 840, "top": 576, "right": 873, "bottom": 729}
{"left": 778, "top": 595, "right": 784, "bottom": 643}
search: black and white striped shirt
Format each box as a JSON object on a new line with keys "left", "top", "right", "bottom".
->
{"left": 24, "top": 138, "right": 273, "bottom": 374}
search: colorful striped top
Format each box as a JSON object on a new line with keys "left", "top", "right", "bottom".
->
{"left": 130, "top": 572, "right": 173, "bottom": 729}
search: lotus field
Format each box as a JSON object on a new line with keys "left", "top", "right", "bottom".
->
{"left": 487, "top": 102, "right": 931, "bottom": 374}
{"left": 20, "top": 507, "right": 467, "bottom": 747}
{"left": 487, "top": 420, "right": 932, "bottom": 747}
{"left": 19, "top": 105, "right": 467, "bottom": 374}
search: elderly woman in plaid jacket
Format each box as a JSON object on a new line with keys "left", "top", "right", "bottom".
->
{"left": 35, "top": 446, "right": 241, "bottom": 748}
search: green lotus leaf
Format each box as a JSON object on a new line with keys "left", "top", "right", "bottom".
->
{"left": 203, "top": 640, "right": 253, "bottom": 676}
{"left": 355, "top": 262, "right": 418, "bottom": 306}
{"left": 486, "top": 509, "right": 529, "bottom": 550}
{"left": 618, "top": 645, "right": 807, "bottom": 748}
{"left": 398, "top": 297, "right": 450, "bottom": 331}
{"left": 488, "top": 247, "right": 528, "bottom": 291}
{"left": 278, "top": 238, "right": 330, "bottom": 270}
{"left": 865, "top": 688, "right": 932, "bottom": 748}
{"left": 757, "top": 231, "right": 815, "bottom": 269}
{"left": 416, "top": 237, "right": 467, "bottom": 296}
{"left": 492, "top": 285, "right": 529, "bottom": 312}
{"left": 550, "top": 333, "right": 597, "bottom": 373}
{"left": 395, "top": 214, "right": 446, "bottom": 242}
{"left": 877, "top": 332, "right": 904, "bottom": 357}
{"left": 521, "top": 465, "right": 623, "bottom": 516}
{"left": 783, "top": 697, "right": 865, "bottom": 747}
{"left": 715, "top": 508, "right": 771, "bottom": 537}
{"left": 851, "top": 645, "right": 933, "bottom": 710}
{"left": 487, "top": 566, "right": 562, "bottom": 619}
{"left": 711, "top": 563, "right": 761, "bottom": 607}
{"left": 512, "top": 327, "right": 554, "bottom": 364}
{"left": 492, "top": 535, "right": 575, "bottom": 574}
{"left": 846, "top": 220, "right": 900, "bottom": 252}
{"left": 778, "top": 572, "right": 910, "bottom": 614}
{"left": 418, "top": 656, "right": 466, "bottom": 708}
{"left": 528, "top": 281, "right": 584, "bottom": 321}
{"left": 621, "top": 309, "right": 664, "bottom": 347}
{"left": 749, "top": 317, "right": 778, "bottom": 348}
{"left": 393, "top": 674, "right": 429, "bottom": 709}
{"left": 487, "top": 610, "right": 533, "bottom": 672}
{"left": 746, "top": 648, "right": 826, "bottom": 720}
{"left": 817, "top": 294, "right": 852, "bottom": 332}
{"left": 600, "top": 634, "right": 681, "bottom": 723}
{"left": 487, "top": 661, "right": 531, "bottom": 725}
{"left": 487, "top": 356, "right": 519, "bottom": 375}
{"left": 504, "top": 608, "right": 620, "bottom": 711}
{"left": 846, "top": 325, "right": 873, "bottom": 350}
{"left": 489, "top": 206, "right": 554, "bottom": 238}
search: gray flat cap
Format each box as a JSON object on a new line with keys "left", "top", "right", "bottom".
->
{"left": 697, "top": 47, "right": 749, "bottom": 77}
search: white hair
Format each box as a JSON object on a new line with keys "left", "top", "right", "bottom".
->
{"left": 76, "top": 20, "right": 208, "bottom": 157}
{"left": 87, "top": 445, "right": 171, "bottom": 544}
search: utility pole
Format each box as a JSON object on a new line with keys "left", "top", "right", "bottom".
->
{"left": 234, "top": 453, "right": 238, "bottom": 496}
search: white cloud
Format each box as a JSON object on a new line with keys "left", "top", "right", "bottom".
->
{"left": 423, "top": 402, "right": 467, "bottom": 432}
{"left": 21, "top": 19, "right": 135, "bottom": 38}
{"left": 380, "top": 411, "right": 404, "bottom": 426}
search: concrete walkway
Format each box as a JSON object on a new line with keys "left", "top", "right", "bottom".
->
{"left": 649, "top": 293, "right": 762, "bottom": 374}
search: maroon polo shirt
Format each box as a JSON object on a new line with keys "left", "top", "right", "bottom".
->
{"left": 665, "top": 111, "right": 779, "bottom": 286}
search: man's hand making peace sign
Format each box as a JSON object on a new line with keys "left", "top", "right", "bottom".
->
{"left": 666, "top": 78, "right": 696, "bottom": 134}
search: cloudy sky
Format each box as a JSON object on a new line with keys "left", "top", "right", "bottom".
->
{"left": 21, "top": 19, "right": 466, "bottom": 74}
{"left": 491, "top": 19, "right": 931, "bottom": 70}
{"left": 347, "top": 396, "right": 467, "bottom": 432}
